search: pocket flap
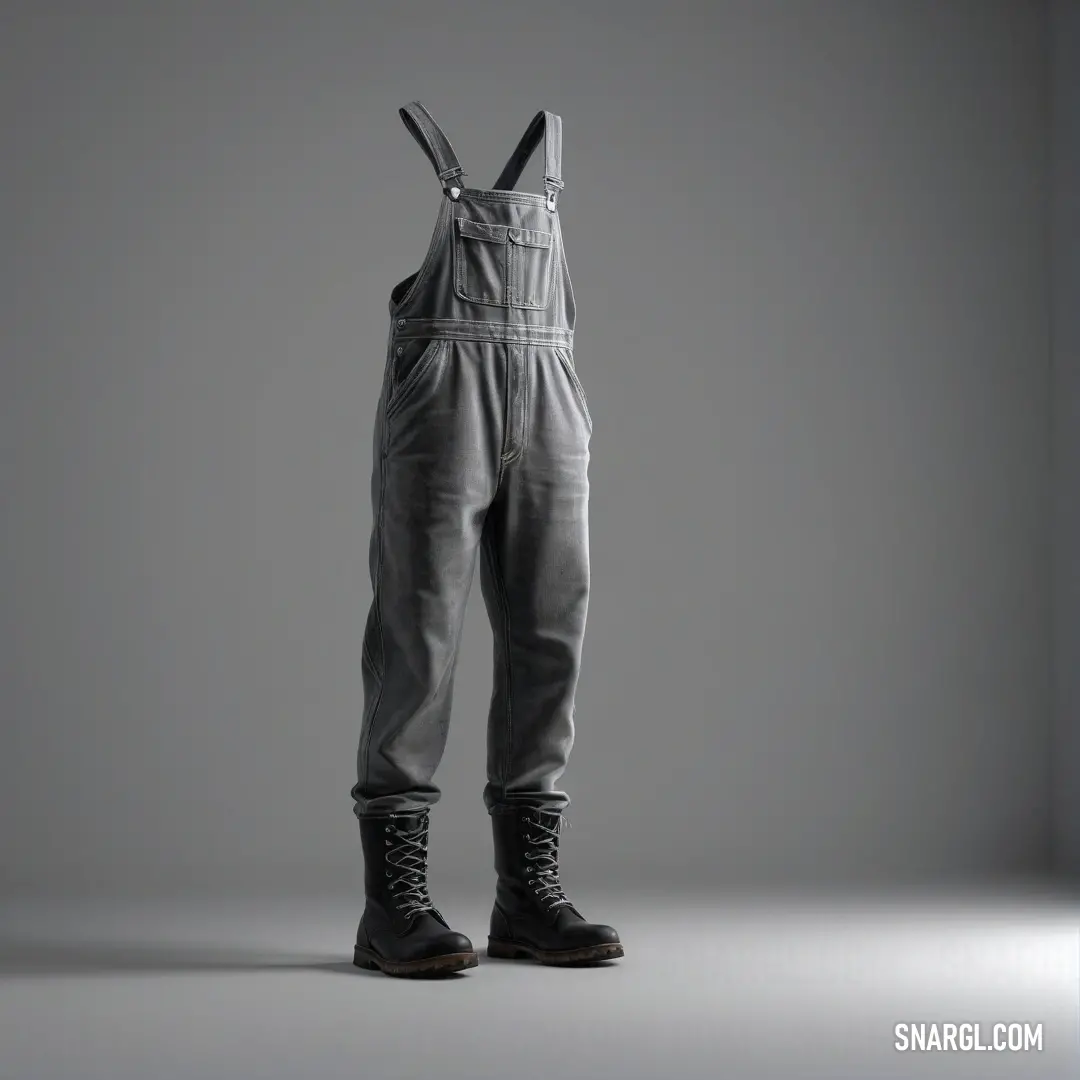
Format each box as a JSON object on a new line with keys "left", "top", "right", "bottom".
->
{"left": 458, "top": 218, "right": 509, "bottom": 243}
{"left": 508, "top": 226, "right": 553, "bottom": 248}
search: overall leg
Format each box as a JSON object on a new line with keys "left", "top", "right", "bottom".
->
{"left": 352, "top": 338, "right": 504, "bottom": 817}
{"left": 479, "top": 343, "right": 621, "bottom": 964}
{"left": 350, "top": 337, "right": 505, "bottom": 977}
{"left": 479, "top": 342, "right": 591, "bottom": 813}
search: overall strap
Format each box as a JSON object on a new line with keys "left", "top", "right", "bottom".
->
{"left": 399, "top": 101, "right": 465, "bottom": 200}
{"left": 492, "top": 110, "right": 564, "bottom": 210}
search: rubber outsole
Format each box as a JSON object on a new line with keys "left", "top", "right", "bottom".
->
{"left": 487, "top": 937, "right": 624, "bottom": 965}
{"left": 353, "top": 944, "right": 478, "bottom": 977}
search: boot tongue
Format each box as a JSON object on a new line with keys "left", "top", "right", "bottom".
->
{"left": 529, "top": 808, "right": 564, "bottom": 834}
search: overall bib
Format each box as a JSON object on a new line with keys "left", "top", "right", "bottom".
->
{"left": 350, "top": 102, "right": 592, "bottom": 822}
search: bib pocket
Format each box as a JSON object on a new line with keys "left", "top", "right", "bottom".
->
{"left": 508, "top": 226, "right": 554, "bottom": 309}
{"left": 454, "top": 217, "right": 553, "bottom": 309}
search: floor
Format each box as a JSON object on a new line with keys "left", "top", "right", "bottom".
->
{"left": 1, "top": 885, "right": 1077, "bottom": 1079}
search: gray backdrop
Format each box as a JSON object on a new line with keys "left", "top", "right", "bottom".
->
{"left": 1052, "top": 0, "right": 1080, "bottom": 883}
{"left": 1, "top": 0, "right": 1070, "bottom": 896}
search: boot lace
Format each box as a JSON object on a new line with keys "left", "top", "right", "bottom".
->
{"left": 383, "top": 816, "right": 435, "bottom": 919}
{"left": 522, "top": 812, "right": 573, "bottom": 911}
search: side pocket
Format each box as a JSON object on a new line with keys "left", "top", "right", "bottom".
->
{"left": 385, "top": 337, "right": 446, "bottom": 422}
{"left": 554, "top": 346, "right": 593, "bottom": 432}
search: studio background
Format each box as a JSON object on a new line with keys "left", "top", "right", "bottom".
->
{"left": 2, "top": 0, "right": 1075, "bottom": 900}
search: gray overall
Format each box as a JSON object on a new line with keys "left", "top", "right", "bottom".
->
{"left": 350, "top": 102, "right": 593, "bottom": 820}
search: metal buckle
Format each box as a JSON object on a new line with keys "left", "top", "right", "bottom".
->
{"left": 544, "top": 175, "right": 563, "bottom": 212}
{"left": 439, "top": 167, "right": 464, "bottom": 201}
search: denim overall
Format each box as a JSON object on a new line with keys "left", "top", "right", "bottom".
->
{"left": 350, "top": 102, "right": 593, "bottom": 821}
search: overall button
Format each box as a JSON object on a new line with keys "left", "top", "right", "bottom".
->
{"left": 397, "top": 319, "right": 405, "bottom": 328}
{"left": 396, "top": 346, "right": 404, "bottom": 356}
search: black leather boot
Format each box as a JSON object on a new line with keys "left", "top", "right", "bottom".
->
{"left": 353, "top": 810, "right": 478, "bottom": 977}
{"left": 487, "top": 808, "right": 624, "bottom": 965}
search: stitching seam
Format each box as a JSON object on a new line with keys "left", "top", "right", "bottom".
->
{"left": 358, "top": 410, "right": 389, "bottom": 800}
{"left": 482, "top": 530, "right": 514, "bottom": 799}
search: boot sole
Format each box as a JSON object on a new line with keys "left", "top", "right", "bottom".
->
{"left": 487, "top": 937, "right": 624, "bottom": 965}
{"left": 353, "top": 944, "right": 478, "bottom": 977}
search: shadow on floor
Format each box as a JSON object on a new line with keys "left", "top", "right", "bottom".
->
{"left": 0, "top": 939, "right": 491, "bottom": 978}
{"left": 0, "top": 940, "right": 617, "bottom": 978}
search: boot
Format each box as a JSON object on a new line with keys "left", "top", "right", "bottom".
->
{"left": 487, "top": 808, "right": 624, "bottom": 965}
{"left": 353, "top": 809, "right": 478, "bottom": 977}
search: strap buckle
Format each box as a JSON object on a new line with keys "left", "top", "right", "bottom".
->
{"left": 439, "top": 166, "right": 464, "bottom": 200}
{"left": 544, "top": 174, "right": 564, "bottom": 211}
